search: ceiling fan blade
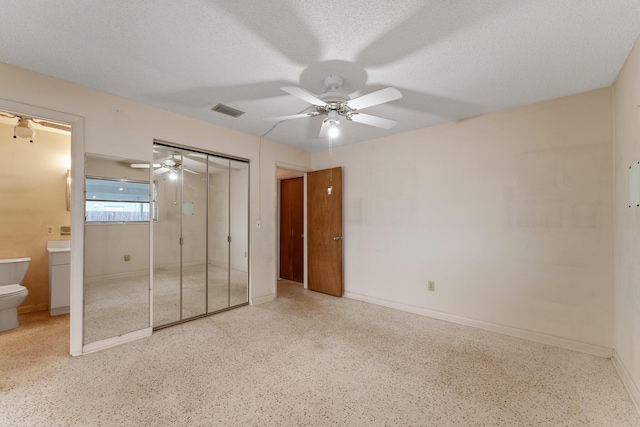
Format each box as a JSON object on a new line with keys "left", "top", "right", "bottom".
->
{"left": 346, "top": 87, "right": 403, "bottom": 110}
{"left": 281, "top": 86, "right": 327, "bottom": 106}
{"left": 263, "top": 112, "right": 319, "bottom": 122}
{"left": 153, "top": 156, "right": 171, "bottom": 164}
{"left": 155, "top": 167, "right": 170, "bottom": 174}
{"left": 349, "top": 113, "right": 398, "bottom": 129}
{"left": 131, "top": 163, "right": 161, "bottom": 169}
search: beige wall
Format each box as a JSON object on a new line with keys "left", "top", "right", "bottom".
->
{"left": 313, "top": 87, "right": 614, "bottom": 350}
{"left": 0, "top": 122, "right": 71, "bottom": 312}
{"left": 613, "top": 36, "right": 640, "bottom": 409}
{"left": 0, "top": 61, "right": 312, "bottom": 316}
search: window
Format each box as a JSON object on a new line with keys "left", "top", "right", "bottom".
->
{"left": 85, "top": 177, "right": 156, "bottom": 222}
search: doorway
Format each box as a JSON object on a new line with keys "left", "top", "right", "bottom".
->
{"left": 0, "top": 108, "right": 72, "bottom": 353}
{"left": 276, "top": 166, "right": 344, "bottom": 297}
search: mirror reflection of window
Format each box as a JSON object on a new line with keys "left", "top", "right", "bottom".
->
{"left": 85, "top": 178, "right": 158, "bottom": 221}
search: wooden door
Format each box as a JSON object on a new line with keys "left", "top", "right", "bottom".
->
{"left": 279, "top": 177, "right": 304, "bottom": 282}
{"left": 307, "top": 167, "right": 343, "bottom": 296}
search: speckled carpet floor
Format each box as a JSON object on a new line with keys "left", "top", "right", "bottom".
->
{"left": 1, "top": 280, "right": 638, "bottom": 426}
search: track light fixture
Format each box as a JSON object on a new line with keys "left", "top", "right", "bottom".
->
{"left": 14, "top": 117, "right": 35, "bottom": 143}
{"left": 0, "top": 112, "right": 71, "bottom": 143}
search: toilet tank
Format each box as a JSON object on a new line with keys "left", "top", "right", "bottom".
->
{"left": 0, "top": 257, "right": 31, "bottom": 286}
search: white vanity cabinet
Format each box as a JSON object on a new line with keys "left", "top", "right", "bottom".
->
{"left": 47, "top": 241, "right": 70, "bottom": 316}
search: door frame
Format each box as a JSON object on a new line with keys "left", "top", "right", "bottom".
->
{"left": 0, "top": 98, "right": 85, "bottom": 356}
{"left": 275, "top": 163, "right": 309, "bottom": 295}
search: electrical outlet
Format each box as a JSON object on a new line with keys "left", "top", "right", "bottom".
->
{"left": 46, "top": 225, "right": 54, "bottom": 235}
{"left": 428, "top": 281, "right": 435, "bottom": 292}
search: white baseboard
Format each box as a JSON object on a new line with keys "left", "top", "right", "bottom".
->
{"left": 343, "top": 291, "right": 613, "bottom": 358}
{"left": 251, "top": 293, "right": 275, "bottom": 305}
{"left": 612, "top": 350, "right": 640, "bottom": 416}
{"left": 82, "top": 328, "right": 152, "bottom": 355}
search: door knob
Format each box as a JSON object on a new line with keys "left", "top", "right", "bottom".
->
{"left": 333, "top": 236, "right": 342, "bottom": 241}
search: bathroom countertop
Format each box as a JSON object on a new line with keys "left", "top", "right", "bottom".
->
{"left": 46, "top": 241, "right": 70, "bottom": 253}
{"left": 47, "top": 247, "right": 70, "bottom": 253}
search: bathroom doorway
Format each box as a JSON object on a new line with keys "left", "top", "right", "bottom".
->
{"left": 0, "top": 108, "right": 72, "bottom": 353}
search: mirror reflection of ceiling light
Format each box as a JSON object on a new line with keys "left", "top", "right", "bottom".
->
{"left": 328, "top": 126, "right": 339, "bottom": 138}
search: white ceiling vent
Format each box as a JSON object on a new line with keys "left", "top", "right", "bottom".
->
{"left": 211, "top": 103, "right": 245, "bottom": 118}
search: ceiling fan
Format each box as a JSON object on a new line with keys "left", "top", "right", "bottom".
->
{"left": 0, "top": 112, "right": 71, "bottom": 143}
{"left": 264, "top": 75, "right": 403, "bottom": 137}
{"left": 131, "top": 153, "right": 199, "bottom": 175}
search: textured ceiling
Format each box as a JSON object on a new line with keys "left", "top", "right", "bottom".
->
{"left": 1, "top": 1, "right": 639, "bottom": 151}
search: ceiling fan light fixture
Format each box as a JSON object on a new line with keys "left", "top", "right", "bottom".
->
{"left": 267, "top": 75, "right": 403, "bottom": 140}
{"left": 328, "top": 126, "right": 339, "bottom": 138}
{"left": 324, "top": 109, "right": 340, "bottom": 126}
{"left": 14, "top": 117, "right": 35, "bottom": 142}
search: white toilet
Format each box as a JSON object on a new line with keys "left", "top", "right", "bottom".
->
{"left": 0, "top": 257, "right": 30, "bottom": 332}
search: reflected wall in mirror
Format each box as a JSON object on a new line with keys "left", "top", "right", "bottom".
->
{"left": 84, "top": 153, "right": 151, "bottom": 345}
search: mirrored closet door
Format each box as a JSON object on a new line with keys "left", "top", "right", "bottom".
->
{"left": 153, "top": 142, "right": 249, "bottom": 328}
{"left": 228, "top": 160, "right": 249, "bottom": 306}
{"left": 83, "top": 154, "right": 152, "bottom": 346}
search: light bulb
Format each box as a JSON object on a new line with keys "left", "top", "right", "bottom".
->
{"left": 328, "top": 126, "right": 339, "bottom": 138}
